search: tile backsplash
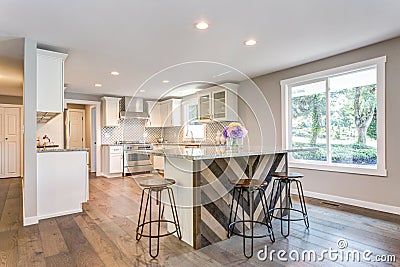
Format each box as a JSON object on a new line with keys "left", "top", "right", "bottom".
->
{"left": 101, "top": 119, "right": 146, "bottom": 144}
{"left": 102, "top": 119, "right": 232, "bottom": 144}
{"left": 143, "top": 121, "right": 231, "bottom": 144}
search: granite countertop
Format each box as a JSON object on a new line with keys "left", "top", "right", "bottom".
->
{"left": 37, "top": 148, "right": 89, "bottom": 153}
{"left": 101, "top": 144, "right": 123, "bottom": 146}
{"left": 152, "top": 142, "right": 220, "bottom": 147}
{"left": 133, "top": 146, "right": 317, "bottom": 160}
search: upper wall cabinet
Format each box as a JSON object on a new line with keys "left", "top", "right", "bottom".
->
{"left": 160, "top": 99, "right": 182, "bottom": 127}
{"left": 147, "top": 99, "right": 182, "bottom": 127}
{"left": 146, "top": 100, "right": 161, "bottom": 127}
{"left": 198, "top": 83, "right": 239, "bottom": 122}
{"left": 101, "top": 97, "right": 121, "bottom": 127}
{"left": 37, "top": 49, "right": 68, "bottom": 113}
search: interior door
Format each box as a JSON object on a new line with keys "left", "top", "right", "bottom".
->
{"left": 68, "top": 109, "right": 85, "bottom": 149}
{"left": 0, "top": 107, "right": 4, "bottom": 177}
{"left": 4, "top": 107, "right": 21, "bottom": 177}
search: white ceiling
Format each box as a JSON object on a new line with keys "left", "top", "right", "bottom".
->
{"left": 1, "top": 0, "right": 400, "bottom": 99}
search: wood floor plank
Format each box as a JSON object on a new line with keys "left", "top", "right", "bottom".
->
{"left": 0, "top": 198, "right": 20, "bottom": 232}
{"left": 74, "top": 213, "right": 132, "bottom": 266}
{"left": 38, "top": 218, "right": 69, "bottom": 257}
{"left": 56, "top": 215, "right": 105, "bottom": 267}
{"left": 1, "top": 176, "right": 399, "bottom": 266}
{"left": 17, "top": 225, "right": 46, "bottom": 267}
{"left": 0, "top": 229, "right": 18, "bottom": 267}
{"left": 44, "top": 252, "right": 75, "bottom": 267}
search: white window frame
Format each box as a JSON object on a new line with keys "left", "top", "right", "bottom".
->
{"left": 281, "top": 56, "right": 387, "bottom": 176}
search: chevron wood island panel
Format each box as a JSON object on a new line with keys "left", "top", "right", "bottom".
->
{"left": 193, "top": 153, "right": 287, "bottom": 248}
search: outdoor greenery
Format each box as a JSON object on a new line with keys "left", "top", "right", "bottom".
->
{"left": 292, "top": 142, "right": 377, "bottom": 165}
{"left": 291, "top": 83, "right": 377, "bottom": 166}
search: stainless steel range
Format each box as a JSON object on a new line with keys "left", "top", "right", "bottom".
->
{"left": 118, "top": 141, "right": 154, "bottom": 176}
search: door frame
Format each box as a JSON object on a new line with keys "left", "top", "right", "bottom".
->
{"left": 0, "top": 104, "right": 23, "bottom": 178}
{"left": 90, "top": 106, "right": 96, "bottom": 172}
{"left": 64, "top": 99, "right": 101, "bottom": 176}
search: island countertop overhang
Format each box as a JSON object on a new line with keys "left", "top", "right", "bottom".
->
{"left": 133, "top": 146, "right": 316, "bottom": 160}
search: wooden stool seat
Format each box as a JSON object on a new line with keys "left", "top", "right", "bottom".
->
{"left": 138, "top": 178, "right": 175, "bottom": 188}
{"left": 271, "top": 172, "right": 304, "bottom": 179}
{"left": 234, "top": 178, "right": 268, "bottom": 189}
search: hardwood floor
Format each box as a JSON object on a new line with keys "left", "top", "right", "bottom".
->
{"left": 0, "top": 175, "right": 399, "bottom": 266}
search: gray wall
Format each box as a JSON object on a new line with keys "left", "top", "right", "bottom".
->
{"left": 239, "top": 36, "right": 400, "bottom": 209}
{"left": 23, "top": 38, "right": 38, "bottom": 224}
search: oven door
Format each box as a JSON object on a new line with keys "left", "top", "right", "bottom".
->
{"left": 124, "top": 152, "right": 151, "bottom": 166}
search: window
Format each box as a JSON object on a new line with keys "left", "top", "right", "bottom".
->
{"left": 182, "top": 100, "right": 206, "bottom": 140}
{"left": 281, "top": 57, "right": 386, "bottom": 176}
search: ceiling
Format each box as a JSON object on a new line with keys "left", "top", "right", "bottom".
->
{"left": 1, "top": 0, "right": 400, "bottom": 99}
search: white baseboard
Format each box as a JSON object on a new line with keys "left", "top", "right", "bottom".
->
{"left": 24, "top": 216, "right": 38, "bottom": 226}
{"left": 303, "top": 190, "right": 400, "bottom": 215}
{"left": 37, "top": 208, "right": 83, "bottom": 221}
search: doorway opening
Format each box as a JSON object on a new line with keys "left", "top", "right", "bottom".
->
{"left": 0, "top": 104, "right": 23, "bottom": 178}
{"left": 64, "top": 100, "right": 101, "bottom": 175}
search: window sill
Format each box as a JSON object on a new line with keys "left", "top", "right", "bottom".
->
{"left": 289, "top": 161, "right": 387, "bottom": 177}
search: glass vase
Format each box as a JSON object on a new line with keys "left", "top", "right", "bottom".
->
{"left": 227, "top": 137, "right": 243, "bottom": 150}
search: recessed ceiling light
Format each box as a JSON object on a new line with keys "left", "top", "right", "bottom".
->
{"left": 162, "top": 80, "right": 170, "bottom": 83}
{"left": 110, "top": 71, "right": 120, "bottom": 76}
{"left": 94, "top": 83, "right": 102, "bottom": 87}
{"left": 244, "top": 39, "right": 257, "bottom": 46}
{"left": 195, "top": 21, "right": 209, "bottom": 30}
{"left": 139, "top": 89, "right": 146, "bottom": 93}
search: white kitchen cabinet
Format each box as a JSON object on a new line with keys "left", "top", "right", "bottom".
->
{"left": 198, "top": 92, "right": 212, "bottom": 121}
{"left": 147, "top": 101, "right": 162, "bottom": 127}
{"left": 37, "top": 150, "right": 88, "bottom": 220}
{"left": 160, "top": 99, "right": 182, "bottom": 127}
{"left": 197, "top": 83, "right": 238, "bottom": 122}
{"left": 102, "top": 145, "right": 123, "bottom": 178}
{"left": 101, "top": 97, "right": 121, "bottom": 127}
{"left": 148, "top": 99, "right": 182, "bottom": 127}
{"left": 37, "top": 49, "right": 68, "bottom": 113}
{"left": 152, "top": 155, "right": 164, "bottom": 171}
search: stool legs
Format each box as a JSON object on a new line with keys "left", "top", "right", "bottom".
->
{"left": 228, "top": 187, "right": 274, "bottom": 258}
{"left": 295, "top": 180, "right": 309, "bottom": 228}
{"left": 269, "top": 178, "right": 309, "bottom": 238}
{"left": 166, "top": 187, "right": 182, "bottom": 239}
{"left": 136, "top": 188, "right": 150, "bottom": 241}
{"left": 136, "top": 186, "right": 181, "bottom": 259}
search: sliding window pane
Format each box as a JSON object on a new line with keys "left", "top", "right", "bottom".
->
{"left": 290, "top": 80, "right": 327, "bottom": 161}
{"left": 329, "top": 67, "right": 377, "bottom": 166}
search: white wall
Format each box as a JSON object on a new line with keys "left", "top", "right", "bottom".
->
{"left": 36, "top": 114, "right": 64, "bottom": 149}
{"left": 23, "top": 38, "right": 38, "bottom": 225}
{"left": 239, "top": 37, "right": 400, "bottom": 212}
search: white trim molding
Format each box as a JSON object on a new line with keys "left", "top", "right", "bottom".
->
{"left": 302, "top": 190, "right": 400, "bottom": 215}
{"left": 23, "top": 216, "right": 38, "bottom": 226}
{"left": 37, "top": 208, "right": 83, "bottom": 221}
{"left": 281, "top": 56, "right": 387, "bottom": 176}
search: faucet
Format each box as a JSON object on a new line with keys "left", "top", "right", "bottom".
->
{"left": 190, "top": 130, "right": 195, "bottom": 143}
{"left": 43, "top": 135, "right": 51, "bottom": 145}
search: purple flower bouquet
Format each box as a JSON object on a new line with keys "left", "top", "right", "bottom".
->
{"left": 222, "top": 122, "right": 248, "bottom": 148}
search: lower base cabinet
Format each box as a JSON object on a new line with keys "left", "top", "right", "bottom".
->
{"left": 102, "top": 145, "right": 123, "bottom": 178}
{"left": 37, "top": 151, "right": 88, "bottom": 221}
{"left": 152, "top": 155, "right": 164, "bottom": 171}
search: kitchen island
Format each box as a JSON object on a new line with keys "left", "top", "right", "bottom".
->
{"left": 134, "top": 146, "right": 311, "bottom": 249}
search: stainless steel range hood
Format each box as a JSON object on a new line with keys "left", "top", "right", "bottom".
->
{"left": 119, "top": 97, "right": 150, "bottom": 119}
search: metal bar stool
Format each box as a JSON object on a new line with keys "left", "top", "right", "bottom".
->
{"left": 269, "top": 172, "right": 309, "bottom": 237}
{"left": 227, "top": 179, "right": 275, "bottom": 258}
{"left": 136, "top": 177, "right": 182, "bottom": 258}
